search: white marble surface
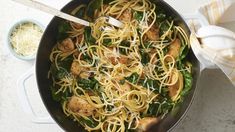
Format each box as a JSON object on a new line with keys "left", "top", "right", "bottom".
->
{"left": 1, "top": 0, "right": 235, "bottom": 132}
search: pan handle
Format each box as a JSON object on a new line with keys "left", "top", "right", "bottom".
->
{"left": 183, "top": 12, "right": 219, "bottom": 70}
{"left": 183, "top": 11, "right": 209, "bottom": 27}
{"left": 17, "top": 66, "right": 55, "bottom": 124}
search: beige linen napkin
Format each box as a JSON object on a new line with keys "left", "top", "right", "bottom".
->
{"left": 189, "top": 0, "right": 235, "bottom": 85}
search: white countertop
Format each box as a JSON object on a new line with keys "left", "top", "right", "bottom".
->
{"left": 1, "top": 0, "right": 235, "bottom": 132}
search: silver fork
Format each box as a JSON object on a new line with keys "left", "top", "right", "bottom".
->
{"left": 12, "top": 0, "right": 124, "bottom": 28}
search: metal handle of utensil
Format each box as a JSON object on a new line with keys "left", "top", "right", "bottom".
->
{"left": 12, "top": 0, "right": 90, "bottom": 26}
{"left": 17, "top": 66, "right": 55, "bottom": 124}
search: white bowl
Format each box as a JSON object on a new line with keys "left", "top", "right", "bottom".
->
{"left": 7, "top": 19, "right": 44, "bottom": 61}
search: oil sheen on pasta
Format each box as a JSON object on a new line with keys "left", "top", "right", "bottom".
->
{"left": 49, "top": 0, "right": 193, "bottom": 131}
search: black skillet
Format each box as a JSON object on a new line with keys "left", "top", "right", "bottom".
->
{"left": 36, "top": 0, "right": 200, "bottom": 131}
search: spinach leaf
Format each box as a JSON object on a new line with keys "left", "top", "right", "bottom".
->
{"left": 84, "top": 27, "right": 96, "bottom": 44}
{"left": 103, "top": 38, "right": 112, "bottom": 47}
{"left": 50, "top": 56, "right": 73, "bottom": 80}
{"left": 140, "top": 51, "right": 150, "bottom": 65}
{"left": 160, "top": 100, "right": 174, "bottom": 115}
{"left": 134, "top": 11, "right": 143, "bottom": 21}
{"left": 82, "top": 52, "right": 93, "bottom": 64}
{"left": 119, "top": 40, "right": 130, "bottom": 55}
{"left": 77, "top": 77, "right": 99, "bottom": 90}
{"left": 155, "top": 6, "right": 173, "bottom": 24}
{"left": 50, "top": 66, "right": 68, "bottom": 80}
{"left": 57, "top": 21, "right": 72, "bottom": 41}
{"left": 159, "top": 21, "right": 170, "bottom": 37}
{"left": 75, "top": 5, "right": 86, "bottom": 18}
{"left": 156, "top": 13, "right": 166, "bottom": 23}
{"left": 51, "top": 87, "right": 72, "bottom": 102}
{"left": 139, "top": 78, "right": 159, "bottom": 90}
{"left": 86, "top": 0, "right": 102, "bottom": 19}
{"left": 148, "top": 102, "right": 160, "bottom": 116}
{"left": 147, "top": 97, "right": 174, "bottom": 116}
{"left": 103, "top": 0, "right": 113, "bottom": 4}
{"left": 180, "top": 70, "right": 193, "bottom": 96}
{"left": 79, "top": 117, "right": 98, "bottom": 128}
{"left": 179, "top": 45, "right": 189, "bottom": 60}
{"left": 125, "top": 72, "right": 139, "bottom": 84}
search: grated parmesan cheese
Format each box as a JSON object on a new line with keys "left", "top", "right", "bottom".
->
{"left": 10, "top": 22, "right": 43, "bottom": 57}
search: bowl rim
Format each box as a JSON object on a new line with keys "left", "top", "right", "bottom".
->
{"left": 6, "top": 19, "right": 45, "bottom": 61}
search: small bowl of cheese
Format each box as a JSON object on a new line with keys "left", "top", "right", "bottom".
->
{"left": 7, "top": 20, "right": 44, "bottom": 60}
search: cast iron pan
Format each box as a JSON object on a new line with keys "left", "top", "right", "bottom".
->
{"left": 36, "top": 0, "right": 200, "bottom": 131}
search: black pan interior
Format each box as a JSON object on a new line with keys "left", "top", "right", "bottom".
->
{"left": 36, "top": 0, "right": 200, "bottom": 132}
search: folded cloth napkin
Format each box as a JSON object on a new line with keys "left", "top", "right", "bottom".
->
{"left": 189, "top": 0, "right": 235, "bottom": 86}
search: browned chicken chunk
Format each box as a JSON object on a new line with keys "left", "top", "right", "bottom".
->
{"left": 68, "top": 96, "right": 95, "bottom": 116}
{"left": 79, "top": 71, "right": 90, "bottom": 79}
{"left": 168, "top": 69, "right": 183, "bottom": 101}
{"left": 58, "top": 38, "right": 75, "bottom": 53}
{"left": 119, "top": 9, "right": 132, "bottom": 22}
{"left": 137, "top": 117, "right": 159, "bottom": 132}
{"left": 70, "top": 61, "right": 87, "bottom": 76}
{"left": 109, "top": 56, "right": 129, "bottom": 65}
{"left": 146, "top": 24, "right": 159, "bottom": 41}
{"left": 166, "top": 39, "right": 181, "bottom": 61}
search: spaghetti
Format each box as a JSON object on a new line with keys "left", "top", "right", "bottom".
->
{"left": 49, "top": 0, "right": 193, "bottom": 131}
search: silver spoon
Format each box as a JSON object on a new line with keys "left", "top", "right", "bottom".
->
{"left": 12, "top": 0, "right": 124, "bottom": 28}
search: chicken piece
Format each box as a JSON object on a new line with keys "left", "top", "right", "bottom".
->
{"left": 168, "top": 69, "right": 183, "bottom": 101}
{"left": 166, "top": 39, "right": 181, "bottom": 62}
{"left": 68, "top": 96, "right": 95, "bottom": 116}
{"left": 70, "top": 61, "right": 87, "bottom": 76}
{"left": 58, "top": 38, "right": 75, "bottom": 53}
{"left": 79, "top": 71, "right": 90, "bottom": 79}
{"left": 119, "top": 56, "right": 128, "bottom": 64}
{"left": 137, "top": 117, "right": 159, "bottom": 132}
{"left": 109, "top": 57, "right": 117, "bottom": 65}
{"left": 119, "top": 9, "right": 132, "bottom": 22}
{"left": 146, "top": 24, "right": 159, "bottom": 41}
{"left": 77, "top": 34, "right": 84, "bottom": 44}
{"left": 109, "top": 56, "right": 129, "bottom": 65}
{"left": 73, "top": 51, "right": 80, "bottom": 58}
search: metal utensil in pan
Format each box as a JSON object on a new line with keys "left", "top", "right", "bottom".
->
{"left": 36, "top": 0, "right": 200, "bottom": 131}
